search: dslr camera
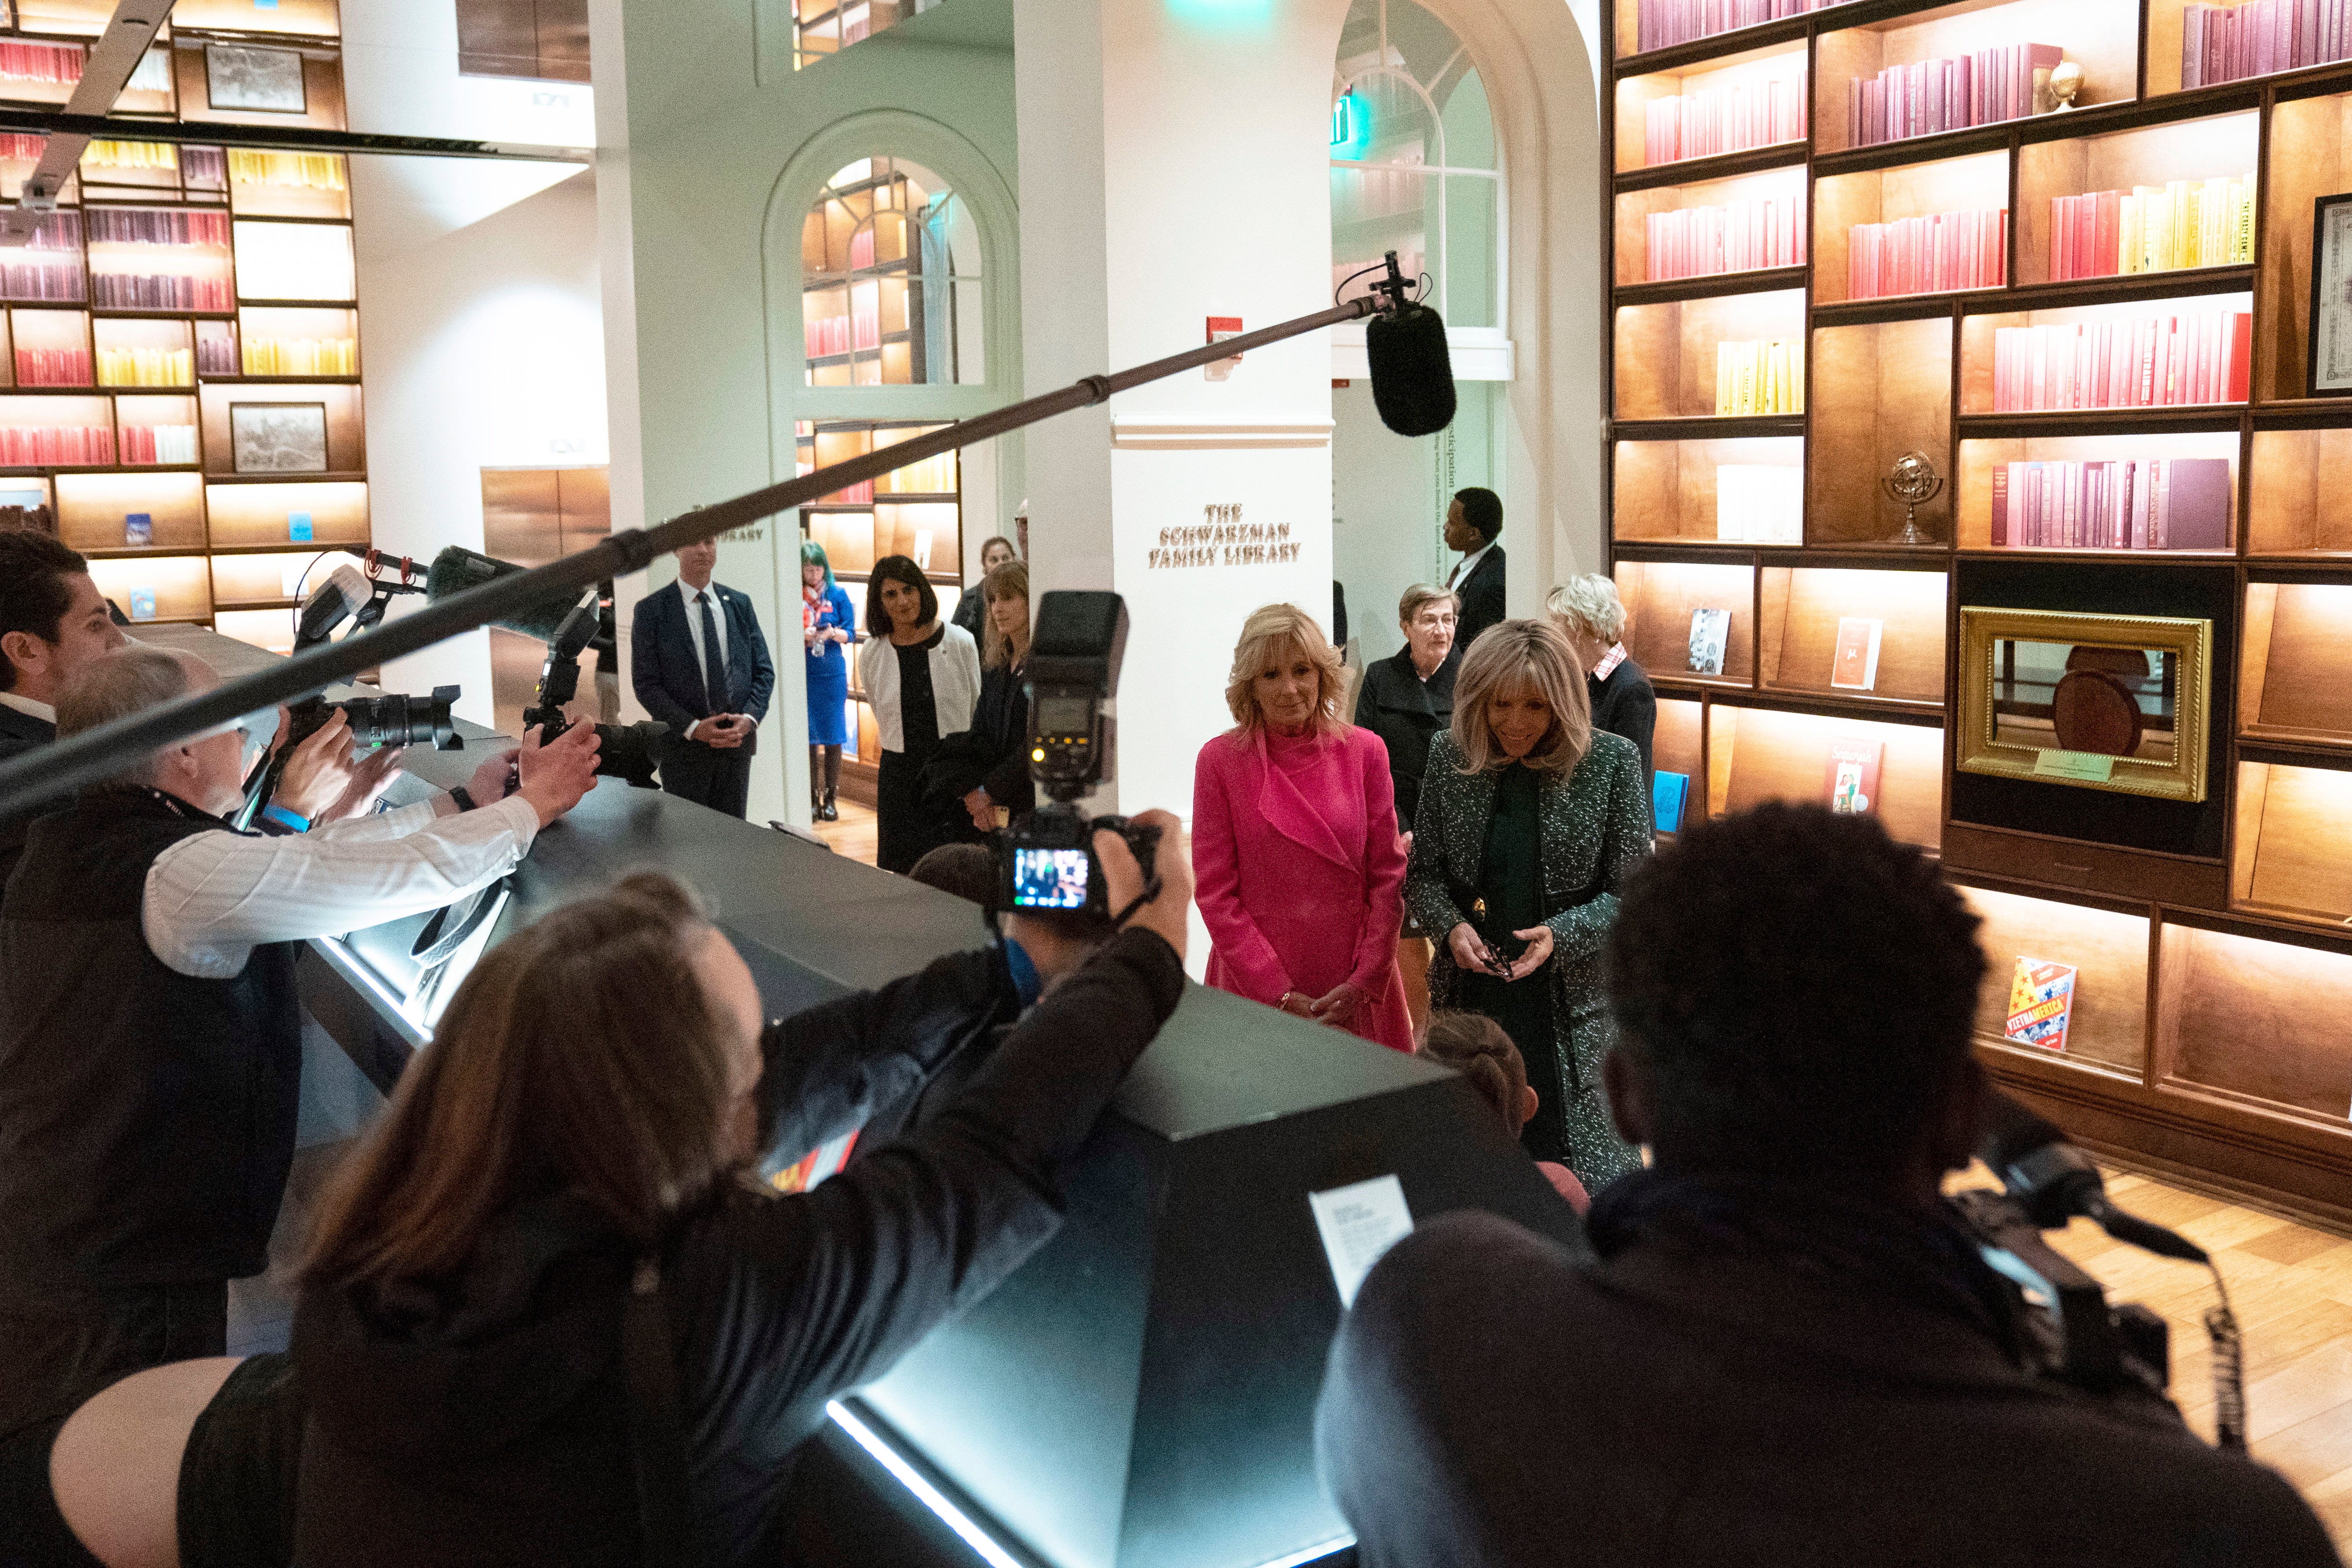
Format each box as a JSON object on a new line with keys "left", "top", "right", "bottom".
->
{"left": 521, "top": 589, "right": 664, "bottom": 788}
{"left": 999, "top": 591, "right": 1161, "bottom": 917}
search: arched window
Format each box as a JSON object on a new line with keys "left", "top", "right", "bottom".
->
{"left": 801, "top": 156, "right": 984, "bottom": 387}
{"left": 1331, "top": 0, "right": 1499, "bottom": 330}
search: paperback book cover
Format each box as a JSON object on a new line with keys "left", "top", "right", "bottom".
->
{"left": 1829, "top": 616, "right": 1884, "bottom": 690}
{"left": 1688, "top": 607, "right": 1731, "bottom": 675}
{"left": 123, "top": 511, "right": 151, "bottom": 546}
{"left": 1652, "top": 770, "right": 1690, "bottom": 834}
{"left": 128, "top": 587, "right": 156, "bottom": 621}
{"left": 1821, "top": 734, "right": 1884, "bottom": 816}
{"left": 2004, "top": 957, "right": 2078, "bottom": 1052}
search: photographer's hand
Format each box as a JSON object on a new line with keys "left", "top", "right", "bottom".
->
{"left": 464, "top": 746, "right": 521, "bottom": 806}
{"left": 514, "top": 722, "right": 601, "bottom": 827}
{"left": 269, "top": 708, "right": 359, "bottom": 823}
{"left": 1094, "top": 809, "right": 1189, "bottom": 963}
{"left": 322, "top": 744, "right": 406, "bottom": 822}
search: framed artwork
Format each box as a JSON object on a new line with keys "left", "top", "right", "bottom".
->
{"left": 1955, "top": 606, "right": 2213, "bottom": 803}
{"left": 205, "top": 44, "right": 308, "bottom": 114}
{"left": 2308, "top": 193, "right": 2352, "bottom": 397}
{"left": 230, "top": 401, "right": 328, "bottom": 474}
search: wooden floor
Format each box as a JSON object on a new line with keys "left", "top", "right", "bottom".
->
{"left": 809, "top": 796, "right": 882, "bottom": 865}
{"left": 2008, "top": 1165, "right": 2352, "bottom": 1551}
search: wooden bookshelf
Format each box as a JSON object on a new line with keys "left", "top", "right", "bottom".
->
{"left": 1603, "top": 0, "right": 2352, "bottom": 1220}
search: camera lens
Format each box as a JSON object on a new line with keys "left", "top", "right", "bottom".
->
{"left": 336, "top": 690, "right": 459, "bottom": 750}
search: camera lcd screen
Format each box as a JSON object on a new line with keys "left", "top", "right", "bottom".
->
{"left": 1035, "top": 694, "right": 1093, "bottom": 735}
{"left": 1010, "top": 846, "right": 1091, "bottom": 910}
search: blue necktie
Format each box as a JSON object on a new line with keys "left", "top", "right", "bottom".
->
{"left": 697, "top": 591, "right": 730, "bottom": 717}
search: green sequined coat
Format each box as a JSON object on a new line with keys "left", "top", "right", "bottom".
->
{"left": 1403, "top": 729, "right": 1652, "bottom": 1188}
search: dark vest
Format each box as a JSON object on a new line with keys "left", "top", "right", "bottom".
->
{"left": 0, "top": 787, "right": 302, "bottom": 1294}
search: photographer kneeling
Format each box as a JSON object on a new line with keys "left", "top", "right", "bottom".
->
{"left": 55, "top": 813, "right": 1190, "bottom": 1568}
{"left": 0, "top": 646, "right": 600, "bottom": 1559}
{"left": 1315, "top": 803, "right": 2338, "bottom": 1568}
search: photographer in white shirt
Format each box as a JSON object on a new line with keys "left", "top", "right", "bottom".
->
{"left": 0, "top": 645, "right": 600, "bottom": 1498}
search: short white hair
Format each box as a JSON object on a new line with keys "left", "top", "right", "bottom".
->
{"left": 1545, "top": 574, "right": 1627, "bottom": 644}
{"left": 55, "top": 646, "right": 203, "bottom": 788}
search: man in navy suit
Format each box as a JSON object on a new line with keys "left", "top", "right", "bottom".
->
{"left": 1444, "top": 486, "right": 1507, "bottom": 650}
{"left": 630, "top": 538, "right": 774, "bottom": 820}
{"left": 0, "top": 532, "right": 127, "bottom": 884}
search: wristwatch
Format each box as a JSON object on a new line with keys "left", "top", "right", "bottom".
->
{"left": 449, "top": 785, "right": 478, "bottom": 812}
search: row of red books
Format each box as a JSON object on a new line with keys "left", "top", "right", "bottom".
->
{"left": 1642, "top": 76, "right": 1806, "bottom": 166}
{"left": 0, "top": 42, "right": 81, "bottom": 86}
{"left": 1643, "top": 198, "right": 1806, "bottom": 281}
{"left": 2046, "top": 178, "right": 2255, "bottom": 282}
{"left": 1635, "top": 0, "right": 1837, "bottom": 53}
{"left": 1990, "top": 311, "right": 2251, "bottom": 412}
{"left": 13, "top": 348, "right": 89, "bottom": 387}
{"left": 1847, "top": 208, "right": 2006, "bottom": 300}
{"left": 1990, "top": 457, "right": 2231, "bottom": 550}
{"left": 803, "top": 309, "right": 883, "bottom": 358}
{"left": 2181, "top": 0, "right": 2352, "bottom": 87}
{"left": 0, "top": 425, "right": 112, "bottom": 465}
{"left": 1846, "top": 44, "right": 2063, "bottom": 148}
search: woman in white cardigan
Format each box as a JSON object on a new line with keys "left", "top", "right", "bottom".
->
{"left": 857, "top": 553, "right": 982, "bottom": 872}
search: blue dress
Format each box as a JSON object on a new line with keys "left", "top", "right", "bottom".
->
{"left": 803, "top": 584, "right": 854, "bottom": 746}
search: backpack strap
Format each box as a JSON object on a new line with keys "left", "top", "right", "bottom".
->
{"left": 624, "top": 1255, "right": 694, "bottom": 1568}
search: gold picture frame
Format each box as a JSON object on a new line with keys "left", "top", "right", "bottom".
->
{"left": 1956, "top": 606, "right": 2212, "bottom": 804}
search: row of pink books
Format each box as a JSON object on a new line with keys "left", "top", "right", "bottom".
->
{"left": 0, "top": 261, "right": 84, "bottom": 304}
{"left": 14, "top": 348, "right": 89, "bottom": 387}
{"left": 1846, "top": 45, "right": 2063, "bottom": 148}
{"left": 118, "top": 423, "right": 198, "bottom": 466}
{"left": 1635, "top": 0, "right": 1836, "bottom": 53}
{"left": 2046, "top": 178, "right": 2255, "bottom": 281}
{"left": 1644, "top": 198, "right": 1806, "bottom": 281}
{"left": 1990, "top": 457, "right": 2232, "bottom": 549}
{"left": 1990, "top": 311, "right": 2251, "bottom": 412}
{"left": 803, "top": 309, "right": 883, "bottom": 358}
{"left": 1847, "top": 208, "right": 2006, "bottom": 300}
{"left": 2181, "top": 0, "right": 2351, "bottom": 87}
{"left": 0, "top": 425, "right": 112, "bottom": 465}
{"left": 1642, "top": 76, "right": 1806, "bottom": 165}
{"left": 0, "top": 42, "right": 80, "bottom": 86}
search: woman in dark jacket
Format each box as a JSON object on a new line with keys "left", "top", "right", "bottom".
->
{"left": 1548, "top": 574, "right": 1655, "bottom": 789}
{"left": 1355, "top": 583, "right": 1460, "bottom": 832}
{"left": 949, "top": 535, "right": 1018, "bottom": 640}
{"left": 50, "top": 837, "right": 1192, "bottom": 1568}
{"left": 1404, "top": 619, "right": 1651, "bottom": 1193}
{"left": 929, "top": 558, "right": 1036, "bottom": 837}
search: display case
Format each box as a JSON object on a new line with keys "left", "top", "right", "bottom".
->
{"left": 1614, "top": 42, "right": 1809, "bottom": 172}
{"left": 203, "top": 477, "right": 367, "bottom": 549}
{"left": 1614, "top": 164, "right": 1808, "bottom": 288}
{"left": 1614, "top": 434, "right": 1805, "bottom": 544}
{"left": 1603, "top": 0, "right": 2352, "bottom": 1219}
{"left": 1652, "top": 696, "right": 1705, "bottom": 833}
{"left": 57, "top": 470, "right": 204, "bottom": 552}
{"left": 84, "top": 552, "right": 211, "bottom": 624}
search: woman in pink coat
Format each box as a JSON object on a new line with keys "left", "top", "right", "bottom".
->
{"left": 1193, "top": 602, "right": 1413, "bottom": 1051}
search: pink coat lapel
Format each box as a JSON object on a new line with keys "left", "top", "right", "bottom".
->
{"left": 1249, "top": 732, "right": 1360, "bottom": 874}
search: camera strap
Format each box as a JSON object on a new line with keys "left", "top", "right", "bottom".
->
{"left": 624, "top": 1254, "right": 695, "bottom": 1568}
{"left": 1109, "top": 874, "right": 1163, "bottom": 931}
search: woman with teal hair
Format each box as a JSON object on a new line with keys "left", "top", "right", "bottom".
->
{"left": 800, "top": 539, "right": 856, "bottom": 820}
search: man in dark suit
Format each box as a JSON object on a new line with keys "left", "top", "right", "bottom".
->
{"left": 0, "top": 532, "right": 127, "bottom": 884}
{"left": 630, "top": 539, "right": 774, "bottom": 820}
{"left": 1443, "top": 486, "right": 1506, "bottom": 648}
{"left": 1316, "top": 804, "right": 2340, "bottom": 1568}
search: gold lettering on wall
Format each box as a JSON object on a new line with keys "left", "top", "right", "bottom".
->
{"left": 1146, "top": 503, "right": 1303, "bottom": 570}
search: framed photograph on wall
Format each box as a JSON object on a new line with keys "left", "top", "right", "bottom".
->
{"left": 205, "top": 44, "right": 308, "bottom": 114}
{"left": 2308, "top": 193, "right": 2352, "bottom": 396}
{"left": 230, "top": 401, "right": 328, "bottom": 474}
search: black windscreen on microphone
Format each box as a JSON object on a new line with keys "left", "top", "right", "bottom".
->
{"left": 1365, "top": 300, "right": 1457, "bottom": 438}
{"left": 423, "top": 546, "right": 584, "bottom": 644}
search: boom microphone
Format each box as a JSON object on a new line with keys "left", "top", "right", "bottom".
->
{"left": 423, "top": 546, "right": 585, "bottom": 644}
{"left": 1364, "top": 250, "right": 1456, "bottom": 438}
{"left": 1979, "top": 1091, "right": 2208, "bottom": 1262}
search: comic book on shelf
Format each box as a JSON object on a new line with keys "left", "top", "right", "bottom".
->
{"left": 2004, "top": 957, "right": 2078, "bottom": 1052}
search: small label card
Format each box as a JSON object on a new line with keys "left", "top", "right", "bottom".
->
{"left": 1308, "top": 1174, "right": 1414, "bottom": 1308}
{"left": 2032, "top": 749, "right": 2116, "bottom": 783}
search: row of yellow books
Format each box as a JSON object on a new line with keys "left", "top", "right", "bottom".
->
{"left": 83, "top": 140, "right": 177, "bottom": 173}
{"left": 244, "top": 335, "right": 358, "bottom": 376}
{"left": 97, "top": 345, "right": 194, "bottom": 386}
{"left": 229, "top": 150, "right": 348, "bottom": 194}
{"left": 1714, "top": 338, "right": 1804, "bottom": 416}
{"left": 2047, "top": 175, "right": 2255, "bottom": 281}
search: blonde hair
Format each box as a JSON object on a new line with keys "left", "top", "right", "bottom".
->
{"left": 979, "top": 558, "right": 1029, "bottom": 671}
{"left": 1397, "top": 583, "right": 1460, "bottom": 627}
{"left": 1223, "top": 603, "right": 1348, "bottom": 736}
{"left": 1546, "top": 574, "right": 1628, "bottom": 645}
{"left": 1450, "top": 619, "right": 1592, "bottom": 775}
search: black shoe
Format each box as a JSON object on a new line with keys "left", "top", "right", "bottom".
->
{"left": 820, "top": 797, "right": 839, "bottom": 821}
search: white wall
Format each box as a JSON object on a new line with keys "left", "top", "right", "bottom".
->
{"left": 1331, "top": 377, "right": 1499, "bottom": 665}
{"left": 340, "top": 0, "right": 598, "bottom": 148}
{"left": 349, "top": 161, "right": 608, "bottom": 723}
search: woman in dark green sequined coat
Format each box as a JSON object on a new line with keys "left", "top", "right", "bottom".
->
{"left": 1404, "top": 619, "right": 1652, "bottom": 1192}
